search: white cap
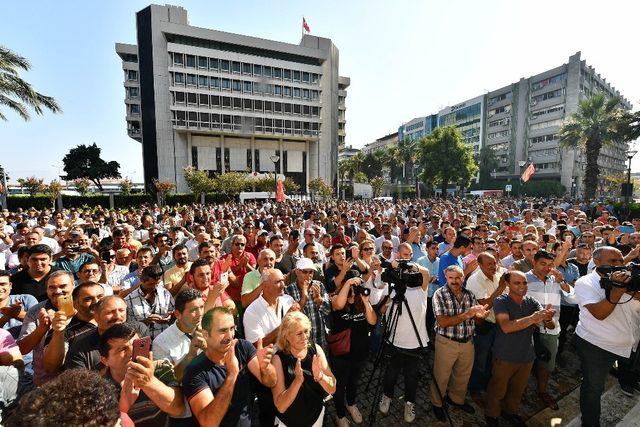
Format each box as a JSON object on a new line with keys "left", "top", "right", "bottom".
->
{"left": 295, "top": 257, "right": 315, "bottom": 270}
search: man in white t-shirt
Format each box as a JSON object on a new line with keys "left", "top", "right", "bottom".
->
{"left": 379, "top": 243, "right": 431, "bottom": 423}
{"left": 574, "top": 246, "right": 640, "bottom": 427}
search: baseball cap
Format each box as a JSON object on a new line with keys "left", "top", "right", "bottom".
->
{"left": 295, "top": 257, "right": 315, "bottom": 270}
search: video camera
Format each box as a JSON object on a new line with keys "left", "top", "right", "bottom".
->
{"left": 381, "top": 259, "right": 423, "bottom": 298}
{"left": 344, "top": 270, "right": 371, "bottom": 297}
{"left": 596, "top": 263, "right": 640, "bottom": 292}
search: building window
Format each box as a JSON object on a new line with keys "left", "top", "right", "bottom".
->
{"left": 264, "top": 101, "right": 273, "bottom": 112}
{"left": 198, "top": 56, "right": 208, "bottom": 69}
{"left": 187, "top": 92, "right": 197, "bottom": 105}
{"left": 232, "top": 61, "right": 241, "bottom": 73}
{"left": 209, "top": 58, "right": 219, "bottom": 71}
{"left": 487, "top": 92, "right": 511, "bottom": 106}
{"left": 254, "top": 65, "right": 262, "bottom": 76}
{"left": 173, "top": 53, "right": 184, "bottom": 66}
{"left": 275, "top": 85, "right": 283, "bottom": 96}
{"left": 211, "top": 77, "right": 220, "bottom": 89}
{"left": 233, "top": 98, "right": 242, "bottom": 109}
{"left": 186, "top": 74, "right": 197, "bottom": 86}
{"left": 211, "top": 96, "right": 220, "bottom": 107}
{"left": 293, "top": 87, "right": 301, "bottom": 98}
{"left": 243, "top": 81, "right": 252, "bottom": 93}
{"left": 129, "top": 104, "right": 140, "bottom": 115}
{"left": 198, "top": 75, "right": 208, "bottom": 88}
{"left": 242, "top": 63, "right": 252, "bottom": 75}
{"left": 293, "top": 104, "right": 301, "bottom": 115}
{"left": 311, "top": 73, "right": 319, "bottom": 84}
{"left": 529, "top": 118, "right": 564, "bottom": 130}
{"left": 127, "top": 70, "right": 138, "bottom": 81}
{"left": 220, "top": 60, "right": 230, "bottom": 72}
{"left": 284, "top": 103, "right": 292, "bottom": 114}
{"left": 174, "top": 91, "right": 185, "bottom": 104}
{"left": 487, "top": 130, "right": 510, "bottom": 139}
{"left": 185, "top": 55, "right": 196, "bottom": 68}
{"left": 284, "top": 87, "right": 292, "bottom": 98}
{"left": 302, "top": 89, "right": 310, "bottom": 100}
{"left": 264, "top": 66, "right": 272, "bottom": 78}
{"left": 232, "top": 80, "right": 241, "bottom": 91}
{"left": 243, "top": 98, "right": 253, "bottom": 111}
{"left": 293, "top": 70, "right": 301, "bottom": 82}
{"left": 487, "top": 104, "right": 511, "bottom": 117}
{"left": 531, "top": 104, "right": 564, "bottom": 120}
{"left": 274, "top": 68, "right": 282, "bottom": 79}
{"left": 488, "top": 117, "right": 510, "bottom": 127}
{"left": 274, "top": 102, "right": 282, "bottom": 113}
{"left": 311, "top": 90, "right": 319, "bottom": 101}
{"left": 302, "top": 72, "right": 310, "bottom": 83}
{"left": 222, "top": 97, "right": 231, "bottom": 108}
{"left": 173, "top": 72, "right": 184, "bottom": 85}
{"left": 199, "top": 94, "right": 209, "bottom": 107}
{"left": 530, "top": 134, "right": 557, "bottom": 144}
{"left": 531, "top": 88, "right": 565, "bottom": 105}
{"left": 254, "top": 100, "right": 263, "bottom": 112}
{"left": 532, "top": 72, "right": 567, "bottom": 91}
{"left": 283, "top": 69, "right": 291, "bottom": 80}
{"left": 221, "top": 79, "right": 231, "bottom": 90}
{"left": 128, "top": 87, "right": 139, "bottom": 99}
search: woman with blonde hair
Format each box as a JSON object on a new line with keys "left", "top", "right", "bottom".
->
{"left": 271, "top": 311, "right": 336, "bottom": 426}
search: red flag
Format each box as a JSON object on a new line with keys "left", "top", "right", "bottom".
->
{"left": 521, "top": 163, "right": 536, "bottom": 183}
{"left": 276, "top": 179, "right": 286, "bottom": 202}
{"left": 302, "top": 17, "right": 310, "bottom": 33}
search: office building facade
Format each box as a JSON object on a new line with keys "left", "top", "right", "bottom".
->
{"left": 116, "top": 4, "right": 349, "bottom": 192}
{"left": 394, "top": 52, "right": 631, "bottom": 196}
{"left": 398, "top": 115, "right": 438, "bottom": 142}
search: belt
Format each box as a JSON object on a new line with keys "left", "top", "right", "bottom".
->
{"left": 439, "top": 334, "right": 472, "bottom": 343}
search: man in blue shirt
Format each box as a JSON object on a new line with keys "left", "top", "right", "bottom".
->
{"left": 437, "top": 236, "right": 473, "bottom": 285}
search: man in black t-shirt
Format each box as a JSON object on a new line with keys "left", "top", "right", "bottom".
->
{"left": 182, "top": 307, "right": 276, "bottom": 426}
{"left": 10, "top": 244, "right": 57, "bottom": 302}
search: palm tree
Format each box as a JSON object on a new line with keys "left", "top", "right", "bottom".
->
{"left": 559, "top": 94, "right": 629, "bottom": 201}
{"left": 397, "top": 138, "right": 417, "bottom": 183}
{"left": 0, "top": 45, "right": 61, "bottom": 121}
{"left": 477, "top": 146, "right": 499, "bottom": 186}
{"left": 383, "top": 145, "right": 401, "bottom": 182}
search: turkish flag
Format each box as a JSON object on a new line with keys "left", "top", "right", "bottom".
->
{"left": 521, "top": 163, "right": 536, "bottom": 183}
{"left": 303, "top": 17, "right": 310, "bottom": 33}
{"left": 276, "top": 179, "right": 286, "bottom": 202}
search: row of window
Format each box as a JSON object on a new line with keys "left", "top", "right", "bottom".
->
{"left": 172, "top": 111, "right": 320, "bottom": 136}
{"left": 172, "top": 73, "right": 320, "bottom": 101}
{"left": 531, "top": 104, "right": 564, "bottom": 120}
{"left": 530, "top": 133, "right": 557, "bottom": 144}
{"left": 530, "top": 118, "right": 564, "bottom": 130}
{"left": 172, "top": 92, "right": 321, "bottom": 117}
{"left": 534, "top": 162, "right": 560, "bottom": 170}
{"left": 488, "top": 104, "right": 512, "bottom": 117}
{"left": 487, "top": 92, "right": 512, "bottom": 106}
{"left": 488, "top": 142, "right": 510, "bottom": 152}
{"left": 530, "top": 148, "right": 559, "bottom": 158}
{"left": 531, "top": 88, "right": 565, "bottom": 105}
{"left": 531, "top": 72, "right": 566, "bottom": 91}
{"left": 125, "top": 70, "right": 138, "bottom": 81}
{"left": 128, "top": 104, "right": 140, "bottom": 115}
{"left": 171, "top": 52, "right": 320, "bottom": 85}
{"left": 488, "top": 129, "right": 511, "bottom": 139}
{"left": 488, "top": 117, "right": 510, "bottom": 127}
{"left": 126, "top": 87, "right": 139, "bottom": 99}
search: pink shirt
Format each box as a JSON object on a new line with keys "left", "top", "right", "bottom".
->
{"left": 0, "top": 328, "right": 17, "bottom": 355}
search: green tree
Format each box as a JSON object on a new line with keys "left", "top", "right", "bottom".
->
{"left": 17, "top": 176, "right": 46, "bottom": 196}
{"left": 353, "top": 172, "right": 368, "bottom": 183}
{"left": 45, "top": 180, "right": 64, "bottom": 206}
{"left": 559, "top": 94, "right": 631, "bottom": 201}
{"left": 119, "top": 178, "right": 133, "bottom": 195}
{"left": 0, "top": 46, "right": 61, "bottom": 121}
{"left": 308, "top": 177, "right": 333, "bottom": 199}
{"left": 418, "top": 127, "right": 478, "bottom": 198}
{"left": 361, "top": 150, "right": 386, "bottom": 180}
{"left": 212, "top": 172, "right": 248, "bottom": 198}
{"left": 62, "top": 143, "right": 121, "bottom": 192}
{"left": 477, "top": 146, "right": 499, "bottom": 186}
{"left": 370, "top": 177, "right": 385, "bottom": 197}
{"left": 397, "top": 138, "right": 417, "bottom": 183}
{"left": 382, "top": 145, "right": 402, "bottom": 182}
{"left": 73, "top": 178, "right": 91, "bottom": 196}
{"left": 183, "top": 167, "right": 215, "bottom": 200}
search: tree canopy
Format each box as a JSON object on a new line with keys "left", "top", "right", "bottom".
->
{"left": 0, "top": 45, "right": 61, "bottom": 121}
{"left": 62, "top": 143, "right": 121, "bottom": 191}
{"left": 418, "top": 126, "right": 478, "bottom": 197}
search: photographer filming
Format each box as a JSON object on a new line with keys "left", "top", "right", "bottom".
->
{"left": 574, "top": 246, "right": 640, "bottom": 427}
{"left": 378, "top": 242, "right": 431, "bottom": 423}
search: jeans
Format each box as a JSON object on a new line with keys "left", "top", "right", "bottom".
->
{"left": 558, "top": 305, "right": 579, "bottom": 354}
{"left": 468, "top": 322, "right": 497, "bottom": 392}
{"left": 575, "top": 335, "right": 618, "bottom": 427}
{"left": 618, "top": 352, "right": 639, "bottom": 389}
{"left": 370, "top": 315, "right": 384, "bottom": 354}
{"left": 382, "top": 347, "right": 421, "bottom": 403}
{"left": 332, "top": 356, "right": 365, "bottom": 418}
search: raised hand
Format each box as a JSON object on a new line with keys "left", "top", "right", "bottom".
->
{"left": 311, "top": 354, "right": 322, "bottom": 381}
{"left": 224, "top": 339, "right": 240, "bottom": 378}
{"left": 0, "top": 301, "right": 22, "bottom": 319}
{"left": 127, "top": 351, "right": 155, "bottom": 389}
{"left": 51, "top": 311, "right": 72, "bottom": 332}
{"left": 294, "top": 357, "right": 304, "bottom": 384}
{"left": 189, "top": 327, "right": 207, "bottom": 355}
{"left": 255, "top": 338, "right": 274, "bottom": 372}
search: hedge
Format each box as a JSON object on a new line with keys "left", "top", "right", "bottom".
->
{"left": 7, "top": 195, "right": 55, "bottom": 211}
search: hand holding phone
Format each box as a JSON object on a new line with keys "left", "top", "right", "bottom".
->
{"left": 131, "top": 336, "right": 151, "bottom": 361}
{"left": 57, "top": 294, "right": 75, "bottom": 317}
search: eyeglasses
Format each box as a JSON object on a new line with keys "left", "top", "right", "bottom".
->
{"left": 234, "top": 243, "right": 246, "bottom": 247}
{"left": 82, "top": 269, "right": 100, "bottom": 274}
{"left": 362, "top": 247, "right": 374, "bottom": 252}
{"left": 382, "top": 246, "right": 393, "bottom": 250}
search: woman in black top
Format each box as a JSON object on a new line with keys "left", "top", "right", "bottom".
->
{"left": 330, "top": 272, "right": 377, "bottom": 426}
{"left": 271, "top": 312, "right": 336, "bottom": 427}
{"left": 323, "top": 244, "right": 369, "bottom": 294}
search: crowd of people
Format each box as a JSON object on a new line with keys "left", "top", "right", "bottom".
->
{"left": 0, "top": 197, "right": 639, "bottom": 427}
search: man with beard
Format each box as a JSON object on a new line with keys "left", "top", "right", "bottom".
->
{"left": 64, "top": 295, "right": 148, "bottom": 371}
{"left": 42, "top": 281, "right": 104, "bottom": 376}
{"left": 10, "top": 244, "right": 57, "bottom": 302}
{"left": 153, "top": 288, "right": 206, "bottom": 381}
{"left": 163, "top": 244, "right": 192, "bottom": 295}
{"left": 183, "top": 307, "right": 277, "bottom": 426}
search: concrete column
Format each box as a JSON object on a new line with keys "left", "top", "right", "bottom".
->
{"left": 109, "top": 194, "right": 115, "bottom": 210}
{"left": 187, "top": 133, "right": 193, "bottom": 167}
{"left": 305, "top": 140, "right": 310, "bottom": 193}
{"left": 220, "top": 135, "right": 226, "bottom": 173}
{"left": 251, "top": 136, "right": 256, "bottom": 173}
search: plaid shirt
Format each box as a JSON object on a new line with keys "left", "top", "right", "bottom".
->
{"left": 124, "top": 286, "right": 175, "bottom": 339}
{"left": 285, "top": 280, "right": 330, "bottom": 348}
{"left": 432, "top": 285, "right": 477, "bottom": 340}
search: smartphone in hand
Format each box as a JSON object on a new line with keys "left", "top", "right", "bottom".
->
{"left": 131, "top": 336, "right": 151, "bottom": 361}
{"left": 57, "top": 295, "right": 75, "bottom": 317}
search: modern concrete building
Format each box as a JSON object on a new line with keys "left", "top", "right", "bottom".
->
{"left": 393, "top": 52, "right": 631, "bottom": 196}
{"left": 116, "top": 4, "right": 349, "bottom": 192}
{"left": 361, "top": 131, "right": 398, "bottom": 154}
{"left": 338, "top": 145, "right": 360, "bottom": 162}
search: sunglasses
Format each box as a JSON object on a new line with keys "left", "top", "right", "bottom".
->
{"left": 234, "top": 243, "right": 246, "bottom": 247}
{"left": 362, "top": 247, "right": 374, "bottom": 252}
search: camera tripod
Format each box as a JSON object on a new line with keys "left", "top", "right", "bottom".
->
{"left": 365, "top": 288, "right": 453, "bottom": 427}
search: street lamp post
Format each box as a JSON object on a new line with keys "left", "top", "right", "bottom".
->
{"left": 625, "top": 150, "right": 638, "bottom": 217}
{"left": 269, "top": 154, "right": 280, "bottom": 201}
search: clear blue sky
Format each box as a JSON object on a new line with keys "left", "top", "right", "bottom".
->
{"left": 2, "top": 0, "right": 639, "bottom": 183}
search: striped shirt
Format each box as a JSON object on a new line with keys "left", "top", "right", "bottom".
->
{"left": 432, "top": 285, "right": 477, "bottom": 340}
{"left": 524, "top": 271, "right": 576, "bottom": 335}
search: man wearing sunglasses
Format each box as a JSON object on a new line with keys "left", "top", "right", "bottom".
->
{"left": 224, "top": 235, "right": 256, "bottom": 307}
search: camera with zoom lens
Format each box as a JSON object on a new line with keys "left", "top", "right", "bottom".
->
{"left": 381, "top": 259, "right": 424, "bottom": 297}
{"left": 343, "top": 269, "right": 371, "bottom": 297}
{"left": 596, "top": 263, "right": 640, "bottom": 292}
